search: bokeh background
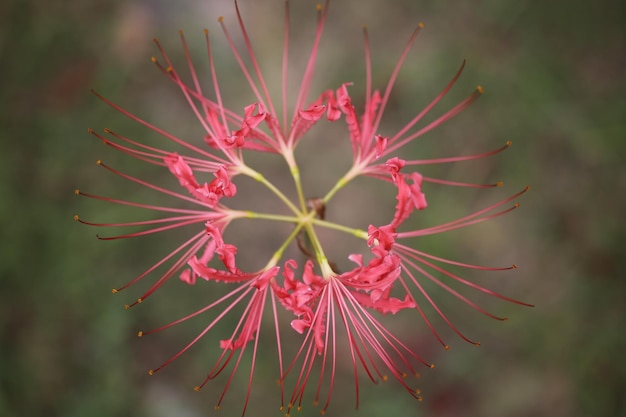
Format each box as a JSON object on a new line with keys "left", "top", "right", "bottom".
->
{"left": 1, "top": 0, "right": 624, "bottom": 416}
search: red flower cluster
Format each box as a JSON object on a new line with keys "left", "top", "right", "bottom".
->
{"left": 76, "top": 1, "right": 530, "bottom": 415}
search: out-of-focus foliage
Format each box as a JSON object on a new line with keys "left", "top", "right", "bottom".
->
{"left": 1, "top": 0, "right": 624, "bottom": 416}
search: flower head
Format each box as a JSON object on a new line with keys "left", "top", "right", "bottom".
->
{"left": 76, "top": 0, "right": 530, "bottom": 415}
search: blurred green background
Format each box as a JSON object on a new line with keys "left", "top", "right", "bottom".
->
{"left": 1, "top": 0, "right": 625, "bottom": 416}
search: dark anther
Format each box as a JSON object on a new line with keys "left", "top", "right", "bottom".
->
{"left": 306, "top": 197, "right": 325, "bottom": 220}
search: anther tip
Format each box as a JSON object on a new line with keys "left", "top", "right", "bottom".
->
{"left": 112, "top": 288, "right": 118, "bottom": 294}
{"left": 203, "top": 28, "right": 209, "bottom": 35}
{"left": 87, "top": 127, "right": 93, "bottom": 134}
{"left": 137, "top": 331, "right": 143, "bottom": 337}
{"left": 194, "top": 386, "right": 201, "bottom": 392}
{"left": 152, "top": 37, "right": 158, "bottom": 43}
{"left": 218, "top": 16, "right": 224, "bottom": 22}
{"left": 506, "top": 140, "right": 513, "bottom": 146}
{"left": 178, "top": 29, "right": 184, "bottom": 35}
{"left": 512, "top": 264, "right": 518, "bottom": 269}
{"left": 476, "top": 85, "right": 484, "bottom": 94}
{"left": 430, "top": 364, "right": 435, "bottom": 369}
{"left": 124, "top": 304, "right": 130, "bottom": 309}
{"left": 148, "top": 369, "right": 154, "bottom": 376}
{"left": 151, "top": 56, "right": 157, "bottom": 63}
{"left": 475, "top": 342, "right": 481, "bottom": 347}
{"left": 74, "top": 189, "right": 80, "bottom": 195}
{"left": 418, "top": 21, "right": 425, "bottom": 28}
{"left": 73, "top": 214, "right": 79, "bottom": 221}
{"left": 96, "top": 160, "right": 102, "bottom": 165}
{"left": 316, "top": 4, "right": 322, "bottom": 12}
{"left": 444, "top": 345, "right": 450, "bottom": 350}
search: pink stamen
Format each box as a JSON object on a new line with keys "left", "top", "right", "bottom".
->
{"left": 74, "top": 213, "right": 208, "bottom": 236}
{"left": 421, "top": 176, "right": 504, "bottom": 188}
{"left": 396, "top": 243, "right": 517, "bottom": 271}
{"left": 399, "top": 186, "right": 529, "bottom": 238}
{"left": 386, "top": 85, "right": 484, "bottom": 155}
{"left": 404, "top": 140, "right": 512, "bottom": 166}
{"left": 234, "top": 0, "right": 278, "bottom": 119}
{"left": 218, "top": 17, "right": 267, "bottom": 116}
{"left": 289, "top": 0, "right": 330, "bottom": 146}
{"left": 74, "top": 188, "right": 219, "bottom": 215}
{"left": 396, "top": 245, "right": 533, "bottom": 307}
{"left": 281, "top": 0, "right": 290, "bottom": 133}
{"left": 115, "top": 231, "right": 207, "bottom": 297}
{"left": 95, "top": 160, "right": 220, "bottom": 209}
{"left": 203, "top": 28, "right": 233, "bottom": 149}
{"left": 148, "top": 285, "right": 254, "bottom": 375}
{"left": 367, "top": 23, "right": 424, "bottom": 146}
{"left": 384, "top": 60, "right": 466, "bottom": 155}
{"left": 91, "top": 89, "right": 224, "bottom": 162}
{"left": 401, "top": 262, "right": 481, "bottom": 345}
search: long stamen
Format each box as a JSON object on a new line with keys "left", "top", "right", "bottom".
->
{"left": 290, "top": 1, "right": 330, "bottom": 137}
{"left": 401, "top": 262, "right": 481, "bottom": 345}
{"left": 399, "top": 186, "right": 529, "bottom": 238}
{"left": 91, "top": 89, "right": 224, "bottom": 162}
{"left": 363, "top": 26, "right": 372, "bottom": 132}
{"left": 234, "top": 0, "right": 277, "bottom": 118}
{"left": 147, "top": 285, "right": 254, "bottom": 375}
{"left": 178, "top": 30, "right": 207, "bottom": 120}
{"left": 396, "top": 246, "right": 533, "bottom": 307}
{"left": 384, "top": 60, "right": 466, "bottom": 155}
{"left": 204, "top": 28, "right": 231, "bottom": 144}
{"left": 386, "top": 85, "right": 484, "bottom": 155}
{"left": 115, "top": 231, "right": 207, "bottom": 298}
{"left": 367, "top": 22, "right": 424, "bottom": 143}
{"left": 282, "top": 0, "right": 290, "bottom": 133}
{"left": 94, "top": 160, "right": 216, "bottom": 208}
{"left": 218, "top": 16, "right": 267, "bottom": 111}
{"left": 421, "top": 177, "right": 503, "bottom": 188}
{"left": 403, "top": 140, "right": 512, "bottom": 166}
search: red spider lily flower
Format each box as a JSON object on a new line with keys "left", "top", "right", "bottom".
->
{"left": 76, "top": 0, "right": 531, "bottom": 415}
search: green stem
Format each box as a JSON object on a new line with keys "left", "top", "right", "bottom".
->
{"left": 244, "top": 211, "right": 299, "bottom": 223}
{"left": 322, "top": 162, "right": 364, "bottom": 204}
{"left": 282, "top": 147, "right": 307, "bottom": 212}
{"left": 303, "top": 222, "right": 334, "bottom": 278}
{"left": 265, "top": 221, "right": 306, "bottom": 269}
{"left": 311, "top": 218, "right": 368, "bottom": 239}
{"left": 237, "top": 164, "right": 301, "bottom": 216}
